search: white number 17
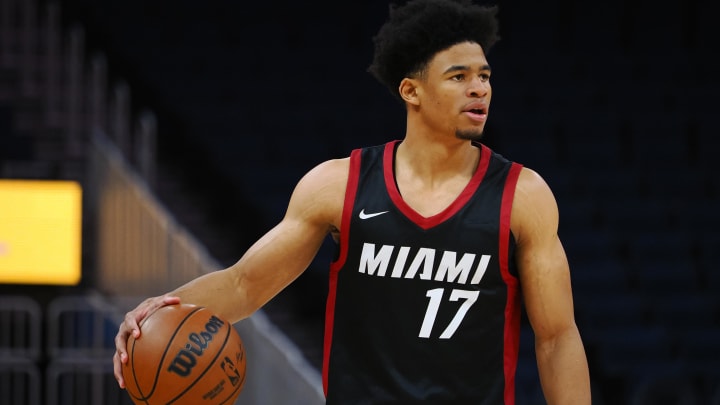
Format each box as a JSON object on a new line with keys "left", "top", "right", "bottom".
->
{"left": 419, "top": 288, "right": 479, "bottom": 339}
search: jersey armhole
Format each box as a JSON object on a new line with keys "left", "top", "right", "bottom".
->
{"left": 323, "top": 148, "right": 362, "bottom": 396}
{"left": 500, "top": 161, "right": 523, "bottom": 405}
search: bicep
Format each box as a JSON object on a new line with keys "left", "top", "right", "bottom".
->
{"left": 512, "top": 168, "right": 576, "bottom": 339}
{"left": 234, "top": 215, "right": 329, "bottom": 303}
{"left": 228, "top": 159, "right": 347, "bottom": 312}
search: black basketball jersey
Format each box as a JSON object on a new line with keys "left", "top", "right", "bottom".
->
{"left": 323, "top": 140, "right": 524, "bottom": 404}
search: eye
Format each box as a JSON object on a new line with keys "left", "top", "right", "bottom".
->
{"left": 451, "top": 73, "right": 465, "bottom": 81}
{"left": 479, "top": 73, "right": 491, "bottom": 82}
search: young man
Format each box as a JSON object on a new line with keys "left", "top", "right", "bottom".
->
{"left": 114, "top": 0, "right": 591, "bottom": 403}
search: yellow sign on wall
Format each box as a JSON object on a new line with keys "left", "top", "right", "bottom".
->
{"left": 0, "top": 180, "right": 82, "bottom": 285}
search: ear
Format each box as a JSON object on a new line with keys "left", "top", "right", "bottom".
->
{"left": 398, "top": 78, "right": 421, "bottom": 106}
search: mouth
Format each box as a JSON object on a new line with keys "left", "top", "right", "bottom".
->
{"left": 462, "top": 102, "right": 488, "bottom": 115}
{"left": 463, "top": 104, "right": 488, "bottom": 122}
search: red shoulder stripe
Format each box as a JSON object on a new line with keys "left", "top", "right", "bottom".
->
{"left": 322, "top": 148, "right": 362, "bottom": 396}
{"left": 500, "top": 162, "right": 523, "bottom": 405}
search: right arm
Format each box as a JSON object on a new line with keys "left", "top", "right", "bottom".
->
{"left": 113, "top": 157, "right": 349, "bottom": 387}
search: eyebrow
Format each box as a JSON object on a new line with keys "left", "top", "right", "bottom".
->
{"left": 443, "top": 64, "right": 492, "bottom": 74}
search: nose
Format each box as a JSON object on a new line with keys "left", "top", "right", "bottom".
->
{"left": 467, "top": 77, "right": 490, "bottom": 98}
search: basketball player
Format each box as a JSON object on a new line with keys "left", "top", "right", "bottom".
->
{"left": 114, "top": 0, "right": 591, "bottom": 402}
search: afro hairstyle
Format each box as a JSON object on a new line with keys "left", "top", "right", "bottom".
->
{"left": 367, "top": 0, "right": 500, "bottom": 100}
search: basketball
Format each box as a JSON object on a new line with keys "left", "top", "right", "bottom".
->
{"left": 123, "top": 304, "right": 246, "bottom": 404}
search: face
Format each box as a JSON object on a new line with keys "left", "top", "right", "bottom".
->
{"left": 411, "top": 41, "right": 492, "bottom": 141}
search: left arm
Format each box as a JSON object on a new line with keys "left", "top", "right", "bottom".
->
{"left": 511, "top": 167, "right": 591, "bottom": 404}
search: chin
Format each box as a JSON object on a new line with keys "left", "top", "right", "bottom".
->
{"left": 455, "top": 129, "right": 484, "bottom": 141}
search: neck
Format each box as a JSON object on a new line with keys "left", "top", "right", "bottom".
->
{"left": 395, "top": 135, "right": 480, "bottom": 185}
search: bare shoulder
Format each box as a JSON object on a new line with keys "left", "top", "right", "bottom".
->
{"left": 511, "top": 167, "right": 560, "bottom": 242}
{"left": 515, "top": 167, "right": 555, "bottom": 199}
{"left": 286, "top": 157, "right": 350, "bottom": 229}
{"left": 295, "top": 157, "right": 351, "bottom": 199}
{"left": 300, "top": 157, "right": 351, "bottom": 187}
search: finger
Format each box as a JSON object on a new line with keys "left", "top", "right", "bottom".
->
{"left": 124, "top": 310, "right": 142, "bottom": 339}
{"left": 162, "top": 295, "right": 181, "bottom": 305}
{"left": 114, "top": 323, "right": 132, "bottom": 364}
{"left": 113, "top": 351, "right": 126, "bottom": 389}
{"left": 137, "top": 295, "right": 180, "bottom": 332}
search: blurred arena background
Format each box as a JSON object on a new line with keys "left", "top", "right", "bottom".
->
{"left": 0, "top": 0, "right": 718, "bottom": 403}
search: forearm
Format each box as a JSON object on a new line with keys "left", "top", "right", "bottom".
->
{"left": 169, "top": 267, "right": 252, "bottom": 324}
{"left": 535, "top": 325, "right": 591, "bottom": 405}
{"left": 168, "top": 219, "right": 325, "bottom": 323}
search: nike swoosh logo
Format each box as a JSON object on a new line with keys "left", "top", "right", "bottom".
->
{"left": 359, "top": 209, "right": 389, "bottom": 219}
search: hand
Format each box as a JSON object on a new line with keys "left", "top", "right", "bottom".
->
{"left": 113, "top": 295, "right": 181, "bottom": 388}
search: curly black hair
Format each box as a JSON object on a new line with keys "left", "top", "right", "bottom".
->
{"left": 367, "top": 0, "right": 500, "bottom": 100}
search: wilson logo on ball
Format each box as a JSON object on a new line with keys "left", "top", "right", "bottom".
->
{"left": 167, "top": 315, "right": 226, "bottom": 377}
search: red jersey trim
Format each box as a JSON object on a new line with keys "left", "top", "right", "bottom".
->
{"left": 323, "top": 148, "right": 362, "bottom": 396}
{"left": 500, "top": 162, "right": 523, "bottom": 405}
{"left": 383, "top": 140, "right": 492, "bottom": 230}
